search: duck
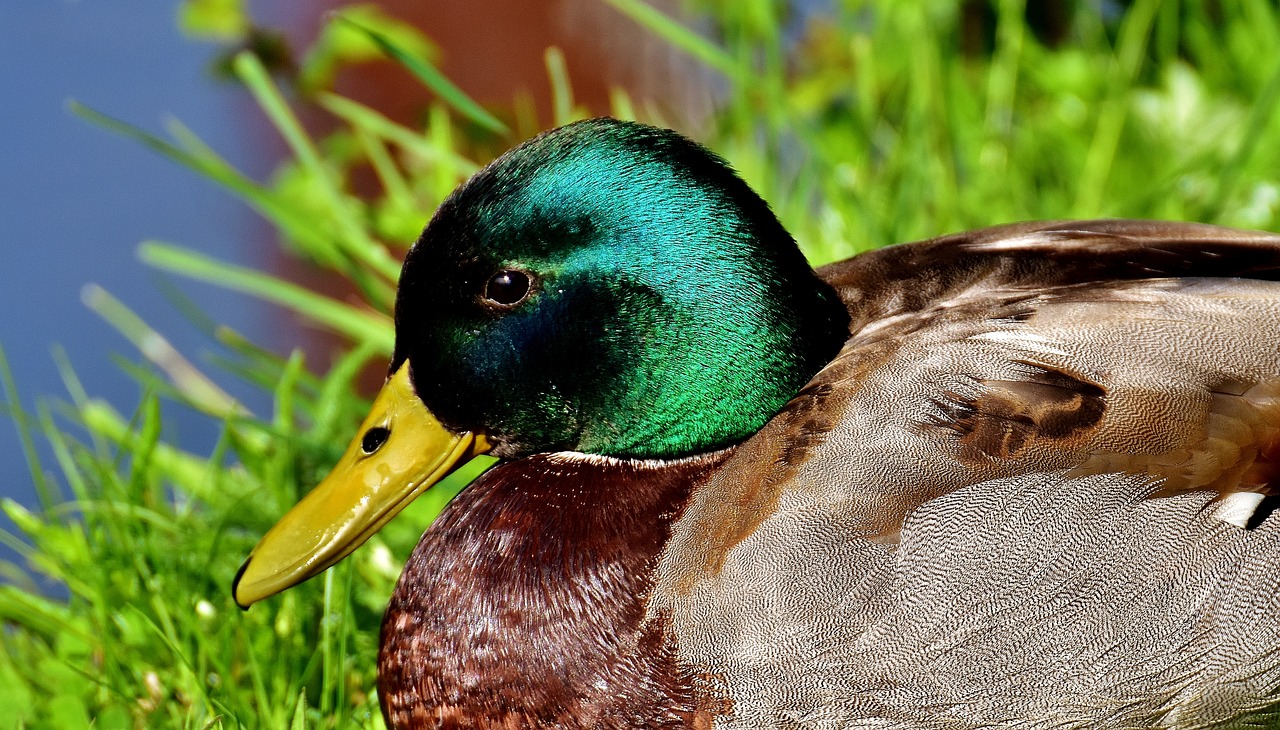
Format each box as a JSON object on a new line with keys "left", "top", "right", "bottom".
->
{"left": 232, "top": 117, "right": 1280, "bottom": 729}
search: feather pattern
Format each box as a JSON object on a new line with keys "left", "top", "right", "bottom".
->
{"left": 650, "top": 220, "right": 1280, "bottom": 728}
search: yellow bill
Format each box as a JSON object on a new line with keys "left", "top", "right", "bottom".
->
{"left": 233, "top": 363, "right": 491, "bottom": 608}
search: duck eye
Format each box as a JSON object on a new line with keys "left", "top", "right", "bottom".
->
{"left": 361, "top": 426, "right": 390, "bottom": 455}
{"left": 484, "top": 269, "right": 532, "bottom": 306}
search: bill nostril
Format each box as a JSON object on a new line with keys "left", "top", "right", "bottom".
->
{"left": 362, "top": 426, "right": 391, "bottom": 454}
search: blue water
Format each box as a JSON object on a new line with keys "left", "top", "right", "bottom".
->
{"left": 0, "top": 2, "right": 276, "bottom": 576}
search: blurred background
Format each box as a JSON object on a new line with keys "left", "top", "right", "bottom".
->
{"left": 1, "top": 4, "right": 271, "bottom": 559}
{"left": 7, "top": 1, "right": 1280, "bottom": 726}
{"left": 0, "top": 0, "right": 705, "bottom": 548}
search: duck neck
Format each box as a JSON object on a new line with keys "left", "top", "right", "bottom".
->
{"left": 377, "top": 450, "right": 731, "bottom": 728}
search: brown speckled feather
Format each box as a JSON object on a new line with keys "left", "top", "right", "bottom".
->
{"left": 650, "top": 220, "right": 1280, "bottom": 728}
{"left": 384, "top": 220, "right": 1280, "bottom": 728}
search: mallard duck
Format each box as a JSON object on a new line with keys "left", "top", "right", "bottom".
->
{"left": 233, "top": 118, "right": 1280, "bottom": 728}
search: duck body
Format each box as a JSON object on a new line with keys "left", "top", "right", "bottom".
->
{"left": 646, "top": 221, "right": 1280, "bottom": 729}
{"left": 234, "top": 121, "right": 1280, "bottom": 729}
{"left": 381, "top": 220, "right": 1280, "bottom": 728}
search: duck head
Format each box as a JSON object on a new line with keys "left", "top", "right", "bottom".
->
{"left": 232, "top": 118, "right": 848, "bottom": 607}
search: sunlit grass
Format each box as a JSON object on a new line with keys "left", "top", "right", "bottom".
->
{"left": 4, "top": 1, "right": 1280, "bottom": 727}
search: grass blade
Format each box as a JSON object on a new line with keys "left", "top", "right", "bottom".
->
{"left": 82, "top": 284, "right": 247, "bottom": 419}
{"left": 232, "top": 52, "right": 402, "bottom": 282}
{"left": 138, "top": 242, "right": 394, "bottom": 356}
{"left": 545, "top": 48, "right": 578, "bottom": 126}
{"left": 317, "top": 94, "right": 479, "bottom": 176}
{"left": 337, "top": 15, "right": 509, "bottom": 136}
{"left": 0, "top": 348, "right": 57, "bottom": 511}
{"left": 604, "top": 0, "right": 737, "bottom": 78}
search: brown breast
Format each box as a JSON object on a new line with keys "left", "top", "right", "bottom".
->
{"left": 377, "top": 450, "right": 731, "bottom": 729}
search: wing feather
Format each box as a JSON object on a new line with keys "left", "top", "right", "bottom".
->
{"left": 652, "top": 221, "right": 1280, "bottom": 728}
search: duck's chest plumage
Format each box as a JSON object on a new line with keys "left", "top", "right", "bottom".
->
{"left": 378, "top": 451, "right": 731, "bottom": 728}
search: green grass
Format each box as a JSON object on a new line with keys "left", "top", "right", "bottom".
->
{"left": 5, "top": 1, "right": 1280, "bottom": 727}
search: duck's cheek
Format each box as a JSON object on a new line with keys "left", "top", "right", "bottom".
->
{"left": 413, "top": 280, "right": 651, "bottom": 451}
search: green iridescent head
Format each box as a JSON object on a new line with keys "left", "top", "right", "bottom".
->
{"left": 391, "top": 118, "right": 848, "bottom": 459}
